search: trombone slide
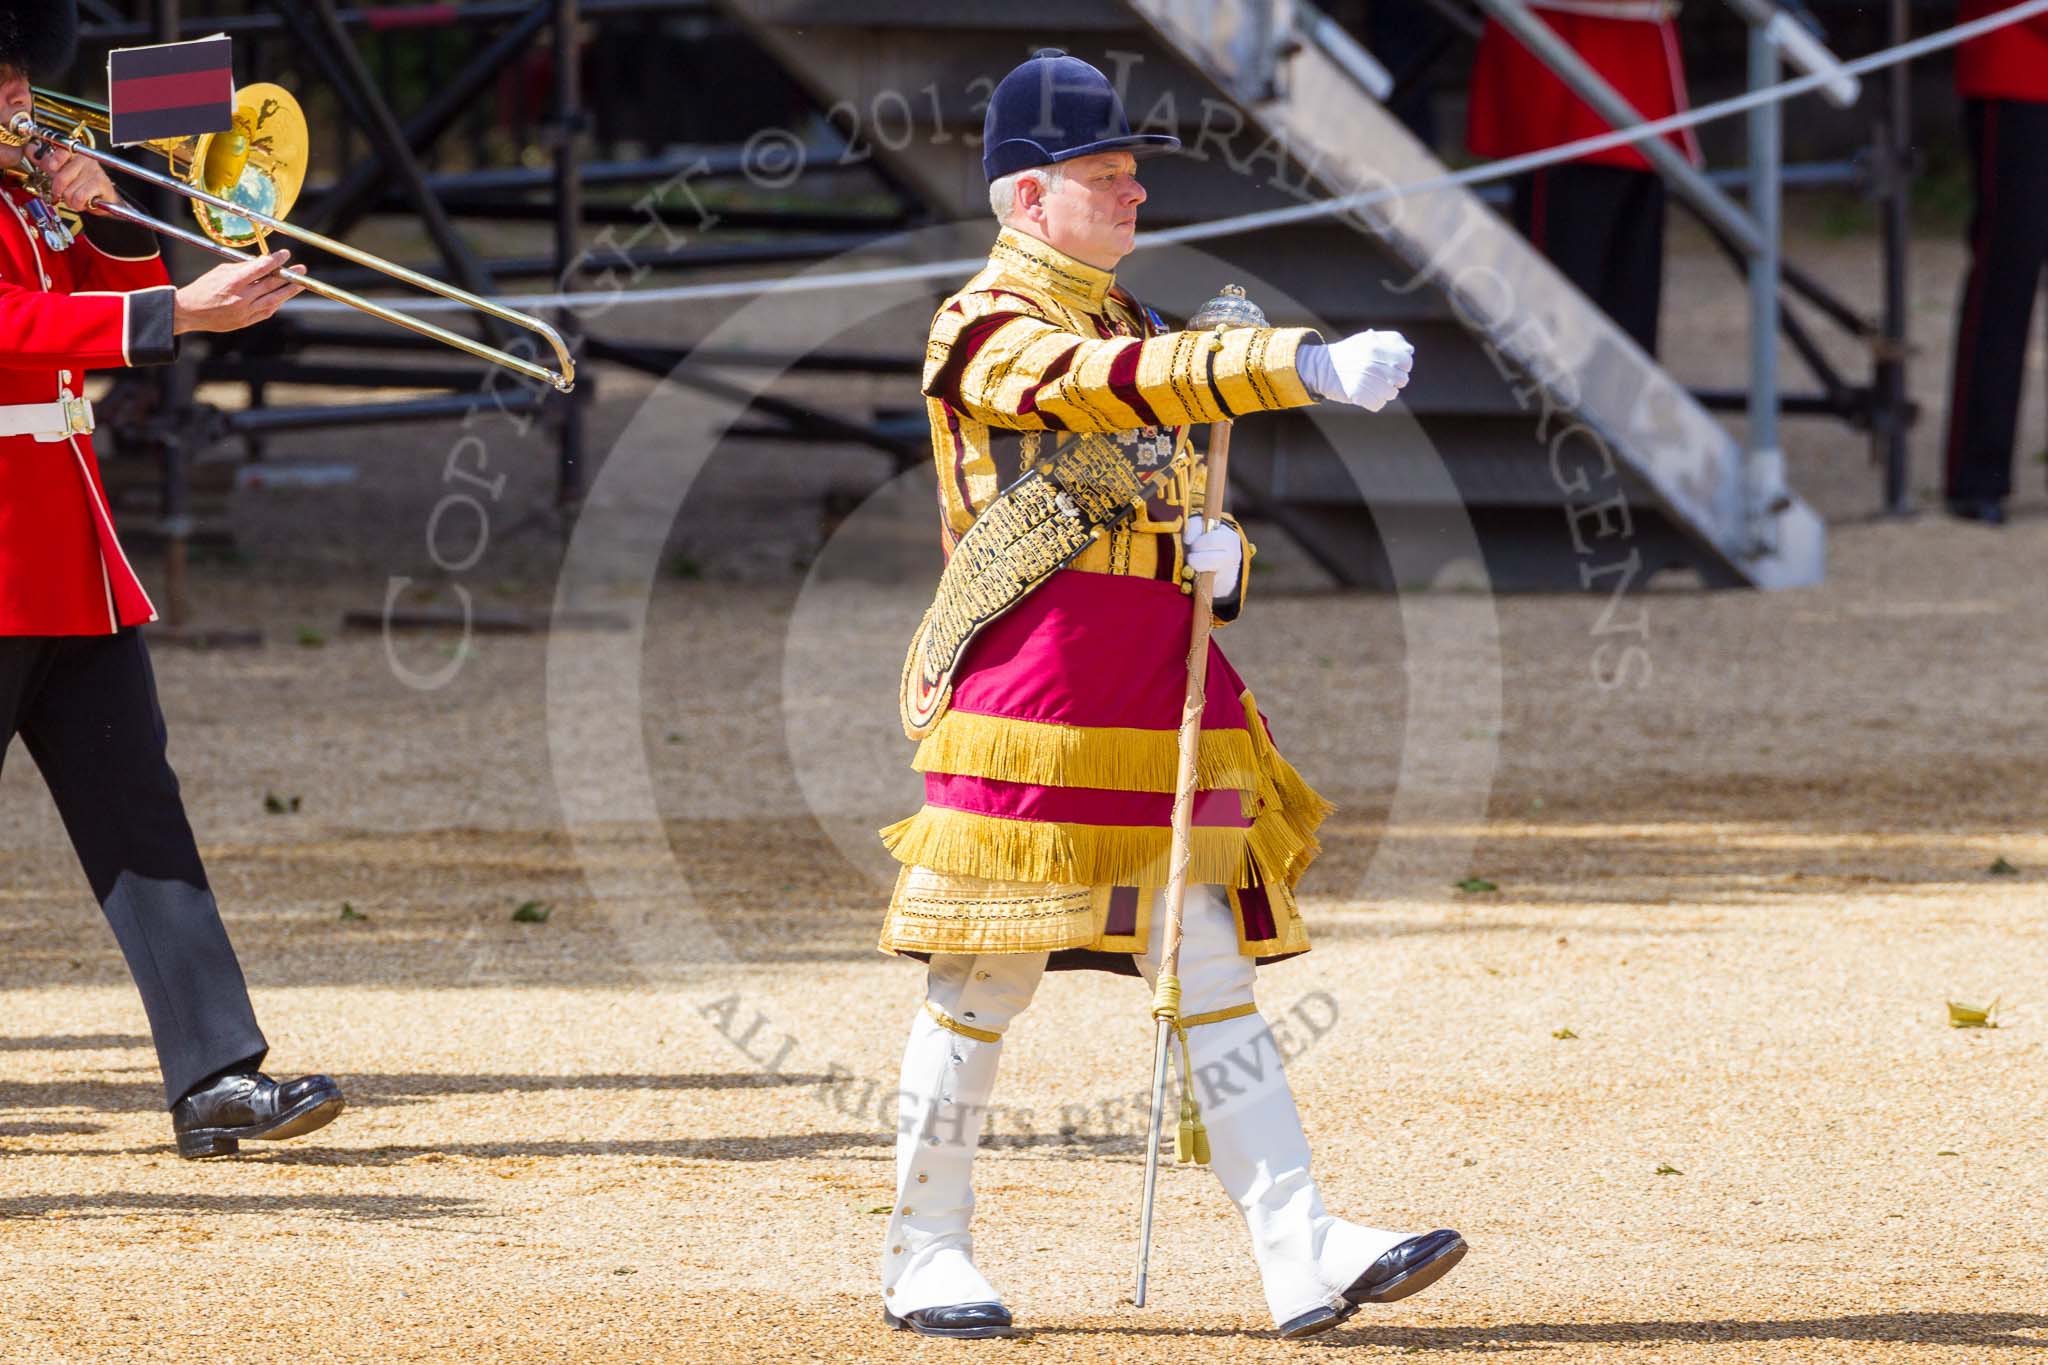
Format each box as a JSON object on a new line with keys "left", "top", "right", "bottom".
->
{"left": 7, "top": 111, "right": 576, "bottom": 394}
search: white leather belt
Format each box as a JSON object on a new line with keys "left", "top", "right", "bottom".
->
{"left": 0, "top": 396, "right": 95, "bottom": 442}
{"left": 1529, "top": 0, "right": 1679, "bottom": 19}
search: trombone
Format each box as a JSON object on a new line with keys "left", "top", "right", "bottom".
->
{"left": 1, "top": 85, "right": 576, "bottom": 393}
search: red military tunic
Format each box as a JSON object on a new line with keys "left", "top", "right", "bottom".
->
{"left": 1957, "top": 0, "right": 2048, "bottom": 103}
{"left": 0, "top": 181, "right": 178, "bottom": 636}
{"left": 1467, "top": 1, "right": 1700, "bottom": 171}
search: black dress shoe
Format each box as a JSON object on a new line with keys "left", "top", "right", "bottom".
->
{"left": 1346, "top": 1228, "right": 1467, "bottom": 1305}
{"left": 171, "top": 1071, "right": 345, "bottom": 1159}
{"left": 1946, "top": 498, "right": 2008, "bottom": 526}
{"left": 1276, "top": 1229, "right": 1469, "bottom": 1340}
{"left": 882, "top": 1301, "right": 1014, "bottom": 1339}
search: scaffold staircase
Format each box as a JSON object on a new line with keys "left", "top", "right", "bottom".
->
{"left": 717, "top": 0, "right": 1825, "bottom": 590}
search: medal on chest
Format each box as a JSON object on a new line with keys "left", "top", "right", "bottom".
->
{"left": 1114, "top": 424, "right": 1176, "bottom": 469}
{"left": 23, "top": 196, "right": 72, "bottom": 252}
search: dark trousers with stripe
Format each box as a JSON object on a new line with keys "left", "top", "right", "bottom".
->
{"left": 1511, "top": 163, "right": 1668, "bottom": 357}
{"left": 1945, "top": 98, "right": 2048, "bottom": 504}
{"left": 0, "top": 629, "right": 267, "bottom": 1108}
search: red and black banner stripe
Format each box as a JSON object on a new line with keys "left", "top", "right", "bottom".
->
{"left": 107, "top": 37, "right": 234, "bottom": 146}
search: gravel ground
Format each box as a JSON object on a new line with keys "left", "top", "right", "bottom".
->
{"left": 2, "top": 222, "right": 2046, "bottom": 1362}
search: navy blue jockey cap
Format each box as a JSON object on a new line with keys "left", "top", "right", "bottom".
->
{"left": 981, "top": 48, "right": 1180, "bottom": 183}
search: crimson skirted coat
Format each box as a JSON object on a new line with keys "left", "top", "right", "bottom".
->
{"left": 1956, "top": 0, "right": 2048, "bottom": 102}
{"left": 0, "top": 182, "right": 177, "bottom": 637}
{"left": 1466, "top": 1, "right": 1700, "bottom": 172}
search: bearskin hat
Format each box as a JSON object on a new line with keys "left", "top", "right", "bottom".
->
{"left": 0, "top": 1, "right": 79, "bottom": 80}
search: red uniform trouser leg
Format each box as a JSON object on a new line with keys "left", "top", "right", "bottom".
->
{"left": 0, "top": 630, "right": 268, "bottom": 1107}
{"left": 1945, "top": 98, "right": 2048, "bottom": 505}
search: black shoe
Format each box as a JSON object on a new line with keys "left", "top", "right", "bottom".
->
{"left": 171, "top": 1072, "right": 345, "bottom": 1159}
{"left": 1276, "top": 1230, "right": 1469, "bottom": 1340}
{"left": 1346, "top": 1228, "right": 1467, "bottom": 1305}
{"left": 882, "top": 1302, "right": 1014, "bottom": 1339}
{"left": 1946, "top": 498, "right": 2007, "bottom": 526}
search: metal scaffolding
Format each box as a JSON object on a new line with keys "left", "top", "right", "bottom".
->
{"left": 60, "top": 0, "right": 1948, "bottom": 606}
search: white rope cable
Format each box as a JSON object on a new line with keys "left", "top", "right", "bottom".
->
{"left": 289, "top": 0, "right": 2048, "bottom": 318}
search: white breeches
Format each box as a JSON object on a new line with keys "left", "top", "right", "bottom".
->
{"left": 881, "top": 884, "right": 1409, "bottom": 1325}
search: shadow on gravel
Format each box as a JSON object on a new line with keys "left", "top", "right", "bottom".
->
{"left": 1028, "top": 1311, "right": 2048, "bottom": 1349}
{"left": 1315, "top": 1313, "right": 2048, "bottom": 1351}
{"left": 245, "top": 1133, "right": 890, "bottom": 1166}
{"left": 0, "top": 1070, "right": 829, "bottom": 1119}
{"left": 158, "top": 1131, "right": 1140, "bottom": 1167}
{"left": 0, "top": 1192, "right": 483, "bottom": 1223}
{"left": 0, "top": 1079, "right": 159, "bottom": 1113}
{"left": 0, "top": 1120, "right": 105, "bottom": 1137}
{"left": 0, "top": 1034, "right": 148, "bottom": 1052}
{"left": 340, "top": 1071, "right": 840, "bottom": 1106}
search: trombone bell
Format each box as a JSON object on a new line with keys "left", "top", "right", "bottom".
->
{"left": 198, "top": 129, "right": 249, "bottom": 197}
{"left": 15, "top": 82, "right": 308, "bottom": 249}
{"left": 187, "top": 84, "right": 305, "bottom": 249}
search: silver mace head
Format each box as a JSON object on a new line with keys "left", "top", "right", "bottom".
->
{"left": 1188, "top": 282, "right": 1267, "bottom": 332}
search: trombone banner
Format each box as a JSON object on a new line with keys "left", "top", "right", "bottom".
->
{"left": 107, "top": 36, "right": 233, "bottom": 146}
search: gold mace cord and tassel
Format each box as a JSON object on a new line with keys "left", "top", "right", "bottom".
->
{"left": 1150, "top": 980, "right": 1260, "bottom": 1165}
{"left": 1152, "top": 975, "right": 1207, "bottom": 1165}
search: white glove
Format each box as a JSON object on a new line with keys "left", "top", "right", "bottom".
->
{"left": 1183, "top": 516, "right": 1242, "bottom": 589}
{"left": 1296, "top": 329, "right": 1415, "bottom": 412}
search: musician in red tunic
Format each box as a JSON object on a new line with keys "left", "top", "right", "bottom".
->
{"left": 1466, "top": 0, "right": 1698, "bottom": 354}
{"left": 0, "top": 1, "right": 342, "bottom": 1157}
{"left": 1941, "top": 0, "right": 2048, "bottom": 524}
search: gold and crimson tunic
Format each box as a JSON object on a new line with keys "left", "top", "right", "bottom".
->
{"left": 879, "top": 229, "right": 1333, "bottom": 965}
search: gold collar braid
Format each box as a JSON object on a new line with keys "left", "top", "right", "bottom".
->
{"left": 989, "top": 227, "right": 1116, "bottom": 313}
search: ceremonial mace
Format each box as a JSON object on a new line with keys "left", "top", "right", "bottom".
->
{"left": 1134, "top": 283, "right": 1268, "bottom": 1308}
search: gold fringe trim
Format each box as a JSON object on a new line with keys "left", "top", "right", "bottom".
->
{"left": 881, "top": 688, "right": 1335, "bottom": 894}
{"left": 1239, "top": 690, "right": 1336, "bottom": 886}
{"left": 879, "top": 808, "right": 1265, "bottom": 889}
{"left": 912, "top": 710, "right": 1264, "bottom": 794}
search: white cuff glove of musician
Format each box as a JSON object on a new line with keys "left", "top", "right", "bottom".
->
{"left": 1296, "top": 329, "right": 1414, "bottom": 412}
{"left": 1184, "top": 517, "right": 1242, "bottom": 590}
